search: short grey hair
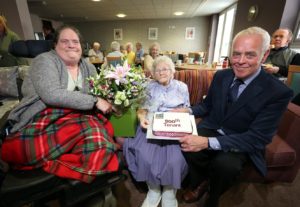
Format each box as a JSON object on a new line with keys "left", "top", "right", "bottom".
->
{"left": 111, "top": 41, "right": 120, "bottom": 51}
{"left": 148, "top": 42, "right": 160, "bottom": 54}
{"left": 151, "top": 55, "right": 175, "bottom": 77}
{"left": 232, "top": 26, "right": 270, "bottom": 59}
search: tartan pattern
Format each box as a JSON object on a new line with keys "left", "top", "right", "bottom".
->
{"left": 2, "top": 108, "right": 120, "bottom": 183}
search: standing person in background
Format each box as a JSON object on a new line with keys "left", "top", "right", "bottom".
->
{"left": 264, "top": 28, "right": 297, "bottom": 77}
{"left": 0, "top": 15, "right": 20, "bottom": 51}
{"left": 88, "top": 41, "right": 104, "bottom": 62}
{"left": 144, "top": 42, "right": 161, "bottom": 73}
{"left": 0, "top": 15, "right": 28, "bottom": 66}
{"left": 125, "top": 42, "right": 135, "bottom": 65}
{"left": 135, "top": 42, "right": 144, "bottom": 67}
{"left": 43, "top": 24, "right": 55, "bottom": 41}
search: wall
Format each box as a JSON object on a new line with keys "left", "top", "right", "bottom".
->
{"left": 233, "top": 0, "right": 285, "bottom": 36}
{"left": 71, "top": 17, "right": 211, "bottom": 55}
{"left": 0, "top": 0, "right": 34, "bottom": 40}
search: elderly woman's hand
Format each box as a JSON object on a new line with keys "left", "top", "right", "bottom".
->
{"left": 95, "top": 97, "right": 113, "bottom": 114}
{"left": 139, "top": 117, "right": 150, "bottom": 129}
{"left": 170, "top": 108, "right": 190, "bottom": 113}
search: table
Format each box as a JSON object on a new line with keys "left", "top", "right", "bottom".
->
{"left": 175, "top": 63, "right": 221, "bottom": 71}
{"left": 89, "top": 59, "right": 103, "bottom": 73}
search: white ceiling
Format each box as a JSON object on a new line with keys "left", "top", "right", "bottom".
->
{"left": 27, "top": 0, "right": 238, "bottom": 22}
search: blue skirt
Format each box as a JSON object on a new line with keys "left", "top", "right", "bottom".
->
{"left": 123, "top": 126, "right": 188, "bottom": 189}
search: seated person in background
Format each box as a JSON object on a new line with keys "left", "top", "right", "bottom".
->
{"left": 173, "top": 26, "right": 293, "bottom": 207}
{"left": 125, "top": 42, "right": 135, "bottom": 65}
{"left": 123, "top": 55, "right": 190, "bottom": 207}
{"left": 1, "top": 25, "right": 120, "bottom": 183}
{"left": 264, "top": 28, "right": 298, "bottom": 77}
{"left": 88, "top": 41, "right": 104, "bottom": 62}
{"left": 135, "top": 42, "right": 144, "bottom": 67}
{"left": 120, "top": 44, "right": 127, "bottom": 56}
{"left": 144, "top": 42, "right": 161, "bottom": 73}
{"left": 102, "top": 41, "right": 123, "bottom": 68}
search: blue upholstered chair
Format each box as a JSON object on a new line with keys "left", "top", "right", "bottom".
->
{"left": 287, "top": 65, "right": 300, "bottom": 96}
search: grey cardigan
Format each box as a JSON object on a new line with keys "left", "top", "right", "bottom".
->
{"left": 8, "top": 50, "right": 98, "bottom": 133}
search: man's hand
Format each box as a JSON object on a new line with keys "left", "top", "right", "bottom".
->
{"left": 179, "top": 135, "right": 209, "bottom": 152}
{"left": 263, "top": 64, "right": 279, "bottom": 74}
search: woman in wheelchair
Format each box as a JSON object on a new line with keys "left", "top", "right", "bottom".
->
{"left": 1, "top": 25, "right": 120, "bottom": 183}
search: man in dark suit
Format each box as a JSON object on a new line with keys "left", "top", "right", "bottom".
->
{"left": 175, "top": 27, "right": 293, "bottom": 207}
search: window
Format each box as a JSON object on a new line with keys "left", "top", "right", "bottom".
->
{"left": 213, "top": 4, "right": 237, "bottom": 62}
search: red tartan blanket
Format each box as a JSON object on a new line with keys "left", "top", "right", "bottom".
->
{"left": 1, "top": 108, "right": 120, "bottom": 183}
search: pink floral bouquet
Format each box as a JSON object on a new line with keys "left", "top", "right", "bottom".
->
{"left": 88, "top": 61, "right": 148, "bottom": 113}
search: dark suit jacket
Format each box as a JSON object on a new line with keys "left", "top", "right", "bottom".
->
{"left": 192, "top": 68, "right": 293, "bottom": 176}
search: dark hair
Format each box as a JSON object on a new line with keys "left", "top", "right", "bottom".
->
{"left": 53, "top": 25, "right": 83, "bottom": 45}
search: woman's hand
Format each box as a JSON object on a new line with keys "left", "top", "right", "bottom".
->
{"left": 95, "top": 97, "right": 112, "bottom": 114}
{"left": 140, "top": 117, "right": 150, "bottom": 129}
{"left": 137, "top": 108, "right": 149, "bottom": 129}
{"left": 170, "top": 108, "right": 190, "bottom": 113}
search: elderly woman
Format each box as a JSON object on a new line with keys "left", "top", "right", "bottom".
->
{"left": 101, "top": 41, "right": 123, "bottom": 69}
{"left": 143, "top": 42, "right": 161, "bottom": 72}
{"left": 123, "top": 56, "right": 190, "bottom": 207}
{"left": 1, "top": 25, "right": 120, "bottom": 183}
{"left": 88, "top": 41, "right": 104, "bottom": 62}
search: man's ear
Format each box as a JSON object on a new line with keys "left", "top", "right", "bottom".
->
{"left": 261, "top": 49, "right": 270, "bottom": 63}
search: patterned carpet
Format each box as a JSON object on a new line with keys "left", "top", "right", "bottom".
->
{"left": 112, "top": 169, "right": 300, "bottom": 207}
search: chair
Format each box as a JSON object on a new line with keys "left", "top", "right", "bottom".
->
{"left": 287, "top": 65, "right": 300, "bottom": 96}
{"left": 0, "top": 50, "right": 18, "bottom": 67}
{"left": 106, "top": 56, "right": 122, "bottom": 67}
{"left": 188, "top": 52, "right": 207, "bottom": 63}
{"left": 0, "top": 40, "right": 126, "bottom": 207}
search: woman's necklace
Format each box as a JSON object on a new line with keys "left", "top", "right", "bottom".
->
{"left": 67, "top": 66, "right": 80, "bottom": 91}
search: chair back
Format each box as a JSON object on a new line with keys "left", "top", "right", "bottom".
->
{"left": 287, "top": 65, "right": 300, "bottom": 96}
{"left": 9, "top": 40, "right": 53, "bottom": 58}
{"left": 106, "top": 56, "right": 122, "bottom": 67}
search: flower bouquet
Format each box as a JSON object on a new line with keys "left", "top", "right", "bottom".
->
{"left": 88, "top": 61, "right": 148, "bottom": 136}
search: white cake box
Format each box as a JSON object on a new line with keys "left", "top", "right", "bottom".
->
{"left": 147, "top": 112, "right": 198, "bottom": 140}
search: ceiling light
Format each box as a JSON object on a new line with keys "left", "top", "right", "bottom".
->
{"left": 116, "top": 13, "right": 126, "bottom": 18}
{"left": 91, "top": 0, "right": 101, "bottom": 2}
{"left": 174, "top": 11, "right": 184, "bottom": 16}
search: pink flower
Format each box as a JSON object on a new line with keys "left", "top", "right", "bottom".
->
{"left": 105, "top": 60, "right": 130, "bottom": 85}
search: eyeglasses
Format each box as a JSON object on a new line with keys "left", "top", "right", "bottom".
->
{"left": 154, "top": 68, "right": 171, "bottom": 74}
{"left": 59, "top": 39, "right": 80, "bottom": 46}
